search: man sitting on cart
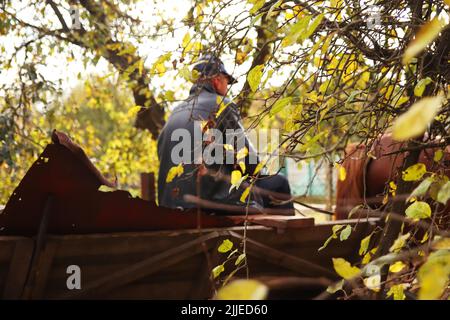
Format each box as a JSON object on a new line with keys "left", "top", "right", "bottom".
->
{"left": 157, "top": 53, "right": 294, "bottom": 215}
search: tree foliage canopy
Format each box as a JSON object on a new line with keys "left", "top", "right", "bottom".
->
{"left": 1, "top": 0, "right": 449, "bottom": 300}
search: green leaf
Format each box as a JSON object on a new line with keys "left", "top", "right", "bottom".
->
{"left": 318, "top": 235, "right": 334, "bottom": 251}
{"left": 386, "top": 284, "right": 406, "bottom": 300}
{"left": 359, "top": 233, "right": 372, "bottom": 256}
{"left": 212, "top": 264, "right": 225, "bottom": 279}
{"left": 216, "top": 279, "right": 268, "bottom": 300}
{"left": 437, "top": 181, "right": 450, "bottom": 205}
{"left": 302, "top": 13, "right": 324, "bottom": 41}
{"left": 319, "top": 224, "right": 344, "bottom": 251}
{"left": 247, "top": 64, "right": 264, "bottom": 92}
{"left": 408, "top": 177, "right": 434, "bottom": 201}
{"left": 429, "top": 175, "right": 449, "bottom": 201}
{"left": 267, "top": 0, "right": 282, "bottom": 17}
{"left": 326, "top": 279, "right": 345, "bottom": 294}
{"left": 249, "top": 0, "right": 265, "bottom": 14}
{"left": 332, "top": 258, "right": 361, "bottom": 280}
{"left": 227, "top": 249, "right": 238, "bottom": 259}
{"left": 270, "top": 97, "right": 292, "bottom": 116}
{"left": 414, "top": 77, "right": 432, "bottom": 97}
{"left": 281, "top": 15, "right": 312, "bottom": 47}
{"left": 340, "top": 225, "right": 352, "bottom": 241}
{"left": 405, "top": 201, "right": 432, "bottom": 220}
{"left": 434, "top": 149, "right": 444, "bottom": 162}
{"left": 402, "top": 163, "right": 427, "bottom": 181}
{"left": 418, "top": 250, "right": 450, "bottom": 300}
{"left": 392, "top": 96, "right": 444, "bottom": 141}
{"left": 389, "top": 233, "right": 411, "bottom": 253}
{"left": 402, "top": 18, "right": 447, "bottom": 65}
{"left": 218, "top": 239, "right": 234, "bottom": 253}
{"left": 235, "top": 253, "right": 246, "bottom": 266}
{"left": 348, "top": 205, "right": 363, "bottom": 218}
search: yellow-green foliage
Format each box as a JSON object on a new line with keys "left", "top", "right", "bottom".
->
{"left": 0, "top": 76, "right": 158, "bottom": 203}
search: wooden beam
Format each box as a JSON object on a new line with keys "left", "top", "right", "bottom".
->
{"left": 57, "top": 231, "right": 227, "bottom": 299}
{"left": 229, "top": 215, "right": 314, "bottom": 230}
{"left": 2, "top": 239, "right": 34, "bottom": 299}
{"left": 21, "top": 195, "right": 55, "bottom": 300}
{"left": 186, "top": 238, "right": 223, "bottom": 299}
{"left": 140, "top": 172, "right": 155, "bottom": 202}
{"left": 228, "top": 231, "right": 336, "bottom": 278}
{"left": 27, "top": 240, "right": 59, "bottom": 299}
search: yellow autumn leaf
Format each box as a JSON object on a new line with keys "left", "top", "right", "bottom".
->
{"left": 238, "top": 161, "right": 246, "bottom": 173}
{"left": 418, "top": 250, "right": 450, "bottom": 300}
{"left": 437, "top": 181, "right": 450, "bottom": 204}
{"left": 433, "top": 237, "right": 450, "bottom": 250}
{"left": 414, "top": 77, "right": 432, "bottom": 97}
{"left": 392, "top": 95, "right": 444, "bottom": 141}
{"left": 240, "top": 186, "right": 251, "bottom": 203}
{"left": 181, "top": 32, "right": 193, "bottom": 52}
{"left": 332, "top": 258, "right": 361, "bottom": 280}
{"left": 389, "top": 233, "right": 411, "bottom": 253}
{"left": 216, "top": 96, "right": 230, "bottom": 117}
{"left": 389, "top": 261, "right": 406, "bottom": 273}
{"left": 253, "top": 161, "right": 265, "bottom": 175}
{"left": 166, "top": 163, "right": 184, "bottom": 183}
{"left": 236, "top": 147, "right": 249, "bottom": 160}
{"left": 339, "top": 165, "right": 346, "bottom": 181}
{"left": 218, "top": 239, "right": 234, "bottom": 253}
{"left": 247, "top": 64, "right": 264, "bottom": 92}
{"left": 152, "top": 53, "right": 171, "bottom": 75}
{"left": 402, "top": 163, "right": 427, "bottom": 181}
{"left": 395, "top": 96, "right": 409, "bottom": 107}
{"left": 421, "top": 232, "right": 429, "bottom": 244}
{"left": 231, "top": 170, "right": 242, "bottom": 186}
{"left": 127, "top": 105, "right": 141, "bottom": 117}
{"left": 212, "top": 264, "right": 225, "bottom": 279}
{"left": 216, "top": 279, "right": 268, "bottom": 300}
{"left": 359, "top": 233, "right": 373, "bottom": 256}
{"left": 281, "top": 15, "right": 312, "bottom": 47}
{"left": 387, "top": 284, "right": 406, "bottom": 300}
{"left": 402, "top": 18, "right": 447, "bottom": 64}
{"left": 434, "top": 149, "right": 444, "bottom": 162}
{"left": 223, "top": 144, "right": 234, "bottom": 151}
{"left": 364, "top": 274, "right": 381, "bottom": 292}
{"left": 405, "top": 201, "right": 432, "bottom": 220}
{"left": 235, "top": 253, "right": 246, "bottom": 266}
{"left": 362, "top": 252, "right": 372, "bottom": 265}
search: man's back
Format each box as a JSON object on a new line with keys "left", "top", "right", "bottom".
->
{"left": 157, "top": 83, "right": 243, "bottom": 209}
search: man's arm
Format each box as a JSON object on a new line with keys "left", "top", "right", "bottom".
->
{"left": 215, "top": 101, "right": 259, "bottom": 174}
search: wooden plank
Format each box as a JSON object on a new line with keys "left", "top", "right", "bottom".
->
{"left": 229, "top": 231, "right": 336, "bottom": 278}
{"left": 230, "top": 215, "right": 314, "bottom": 230}
{"left": 140, "top": 172, "right": 155, "bottom": 202}
{"left": 186, "top": 238, "right": 223, "bottom": 299}
{"left": 46, "top": 225, "right": 269, "bottom": 241}
{"left": 2, "top": 238, "right": 34, "bottom": 299}
{"left": 21, "top": 195, "right": 55, "bottom": 300}
{"left": 57, "top": 231, "right": 226, "bottom": 299}
{"left": 183, "top": 195, "right": 295, "bottom": 215}
{"left": 27, "top": 240, "right": 58, "bottom": 299}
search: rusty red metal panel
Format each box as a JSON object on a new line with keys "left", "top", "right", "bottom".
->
{"left": 0, "top": 141, "right": 239, "bottom": 236}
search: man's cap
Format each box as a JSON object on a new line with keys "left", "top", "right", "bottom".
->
{"left": 192, "top": 54, "right": 237, "bottom": 84}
